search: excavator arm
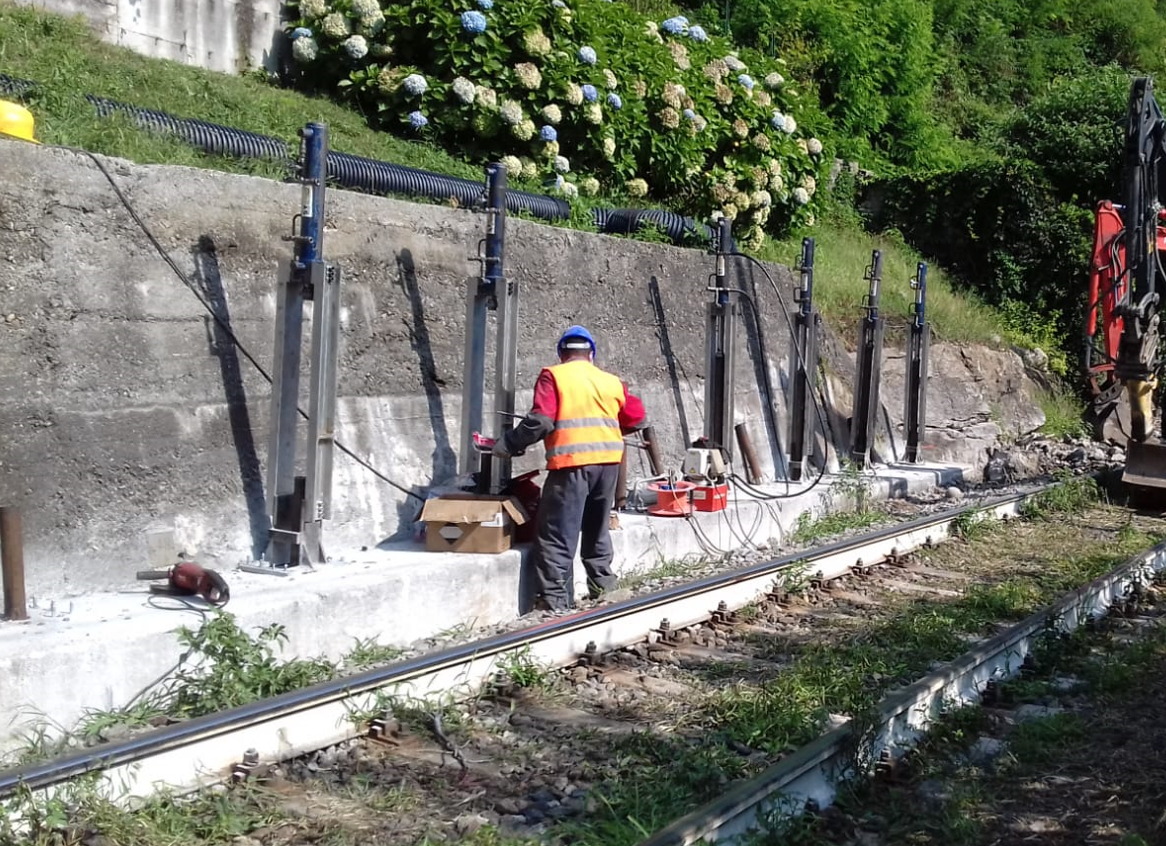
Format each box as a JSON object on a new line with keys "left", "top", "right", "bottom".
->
{"left": 1085, "top": 76, "right": 1166, "bottom": 487}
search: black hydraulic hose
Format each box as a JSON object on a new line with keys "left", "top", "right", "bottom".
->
{"left": 0, "top": 486, "right": 1039, "bottom": 797}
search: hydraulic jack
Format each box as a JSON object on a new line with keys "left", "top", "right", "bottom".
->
{"left": 849, "top": 250, "right": 886, "bottom": 469}
{"left": 248, "top": 123, "right": 343, "bottom": 574}
{"left": 788, "top": 237, "right": 821, "bottom": 481}
{"left": 460, "top": 163, "right": 516, "bottom": 495}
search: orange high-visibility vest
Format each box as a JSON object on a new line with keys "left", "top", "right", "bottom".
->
{"left": 544, "top": 360, "right": 626, "bottom": 470}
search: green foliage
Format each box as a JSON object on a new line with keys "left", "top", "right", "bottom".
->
{"left": 286, "top": 0, "right": 826, "bottom": 247}
{"left": 699, "top": 0, "right": 957, "bottom": 170}
{"left": 868, "top": 158, "right": 1095, "bottom": 352}
{"left": 156, "top": 614, "right": 336, "bottom": 718}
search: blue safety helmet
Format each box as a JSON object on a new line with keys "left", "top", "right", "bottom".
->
{"left": 558, "top": 324, "right": 596, "bottom": 357}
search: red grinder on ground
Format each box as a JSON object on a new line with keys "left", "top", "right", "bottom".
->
{"left": 136, "top": 562, "right": 231, "bottom": 606}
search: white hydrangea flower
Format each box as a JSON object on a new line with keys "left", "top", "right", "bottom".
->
{"left": 723, "top": 202, "right": 738, "bottom": 220}
{"left": 583, "top": 103, "right": 603, "bottom": 124}
{"left": 514, "top": 62, "right": 542, "bottom": 90}
{"left": 602, "top": 136, "right": 616, "bottom": 159}
{"left": 764, "top": 71, "right": 784, "bottom": 89}
{"left": 500, "top": 155, "right": 523, "bottom": 175}
{"left": 807, "top": 137, "right": 823, "bottom": 155}
{"left": 603, "top": 69, "right": 618, "bottom": 89}
{"left": 342, "top": 34, "right": 368, "bottom": 59}
{"left": 299, "top": 0, "right": 326, "bottom": 19}
{"left": 793, "top": 187, "right": 810, "bottom": 205}
{"left": 523, "top": 29, "right": 552, "bottom": 56}
{"left": 452, "top": 77, "right": 476, "bottom": 104}
{"left": 580, "top": 176, "right": 600, "bottom": 196}
{"left": 520, "top": 158, "right": 539, "bottom": 179}
{"left": 783, "top": 115, "right": 797, "bottom": 134}
{"left": 541, "top": 104, "right": 562, "bottom": 124}
{"left": 565, "top": 83, "right": 584, "bottom": 106}
{"left": 321, "top": 12, "right": 350, "bottom": 38}
{"left": 476, "top": 86, "right": 498, "bottom": 109}
{"left": 626, "top": 178, "right": 649, "bottom": 198}
{"left": 562, "top": 182, "right": 579, "bottom": 199}
{"left": 770, "top": 174, "right": 784, "bottom": 192}
{"left": 553, "top": 155, "right": 570, "bottom": 173}
{"left": 352, "top": 0, "right": 380, "bottom": 17}
{"left": 358, "top": 11, "right": 384, "bottom": 34}
{"left": 752, "top": 190, "right": 773, "bottom": 208}
{"left": 512, "top": 118, "right": 536, "bottom": 141}
{"left": 724, "top": 55, "right": 746, "bottom": 72}
{"left": 499, "top": 99, "right": 523, "bottom": 125}
{"left": 292, "top": 36, "right": 319, "bottom": 62}
{"left": 802, "top": 175, "right": 817, "bottom": 195}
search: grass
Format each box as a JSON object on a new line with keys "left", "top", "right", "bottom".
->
{"left": 0, "top": 2, "right": 1034, "bottom": 349}
{"left": 620, "top": 553, "right": 709, "bottom": 591}
{"left": 762, "top": 218, "right": 1025, "bottom": 347}
{"left": 1036, "top": 386, "right": 1089, "bottom": 439}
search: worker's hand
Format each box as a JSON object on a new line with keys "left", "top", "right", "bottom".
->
{"left": 492, "top": 439, "right": 512, "bottom": 458}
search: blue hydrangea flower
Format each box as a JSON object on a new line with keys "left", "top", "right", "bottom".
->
{"left": 661, "top": 16, "right": 688, "bottom": 34}
{"left": 770, "top": 112, "right": 786, "bottom": 131}
{"left": 403, "top": 74, "right": 428, "bottom": 95}
{"left": 607, "top": 93, "right": 622, "bottom": 110}
{"left": 291, "top": 26, "right": 313, "bottom": 40}
{"left": 461, "top": 10, "right": 487, "bottom": 32}
{"left": 540, "top": 125, "right": 558, "bottom": 142}
{"left": 552, "top": 0, "right": 567, "bottom": 6}
{"left": 682, "top": 108, "right": 696, "bottom": 120}
{"left": 409, "top": 111, "right": 429, "bottom": 128}
{"left": 477, "top": 0, "right": 494, "bottom": 7}
{"left": 581, "top": 84, "right": 598, "bottom": 102}
{"left": 578, "top": 46, "right": 597, "bottom": 65}
{"left": 688, "top": 25, "right": 707, "bottom": 41}
{"left": 738, "top": 73, "right": 755, "bottom": 90}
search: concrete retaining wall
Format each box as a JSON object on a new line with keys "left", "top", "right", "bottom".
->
{"left": 14, "top": 0, "right": 285, "bottom": 75}
{"left": 0, "top": 139, "right": 1045, "bottom": 598}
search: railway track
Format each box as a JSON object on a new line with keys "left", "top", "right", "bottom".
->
{"left": 1, "top": 477, "right": 1154, "bottom": 845}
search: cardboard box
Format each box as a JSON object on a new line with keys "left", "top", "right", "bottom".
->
{"left": 419, "top": 494, "right": 530, "bottom": 554}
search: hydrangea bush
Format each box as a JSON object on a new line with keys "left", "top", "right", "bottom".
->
{"left": 286, "top": 0, "right": 825, "bottom": 246}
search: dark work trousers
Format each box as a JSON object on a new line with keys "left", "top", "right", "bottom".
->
{"left": 534, "top": 463, "right": 621, "bottom": 610}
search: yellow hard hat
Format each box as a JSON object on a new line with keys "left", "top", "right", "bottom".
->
{"left": 0, "top": 100, "right": 39, "bottom": 144}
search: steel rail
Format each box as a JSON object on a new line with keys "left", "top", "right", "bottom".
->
{"left": 639, "top": 529, "right": 1166, "bottom": 845}
{"left": 0, "top": 485, "right": 1050, "bottom": 803}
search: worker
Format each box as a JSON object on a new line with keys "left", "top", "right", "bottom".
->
{"left": 0, "top": 100, "right": 39, "bottom": 144}
{"left": 494, "top": 325, "right": 646, "bottom": 612}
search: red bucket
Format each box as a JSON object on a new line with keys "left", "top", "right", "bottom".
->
{"left": 647, "top": 480, "right": 695, "bottom": 517}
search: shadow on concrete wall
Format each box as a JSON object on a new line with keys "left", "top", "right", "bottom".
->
{"left": 734, "top": 259, "right": 788, "bottom": 479}
{"left": 647, "top": 276, "right": 693, "bottom": 448}
{"left": 396, "top": 249, "right": 458, "bottom": 484}
{"left": 194, "top": 235, "right": 269, "bottom": 559}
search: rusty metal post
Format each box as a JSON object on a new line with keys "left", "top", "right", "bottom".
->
{"left": 615, "top": 453, "right": 629, "bottom": 510}
{"left": 641, "top": 426, "right": 664, "bottom": 476}
{"left": 735, "top": 423, "right": 762, "bottom": 484}
{"left": 1, "top": 507, "right": 28, "bottom": 621}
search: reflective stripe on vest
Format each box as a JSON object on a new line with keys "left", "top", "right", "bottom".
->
{"left": 544, "top": 360, "right": 626, "bottom": 470}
